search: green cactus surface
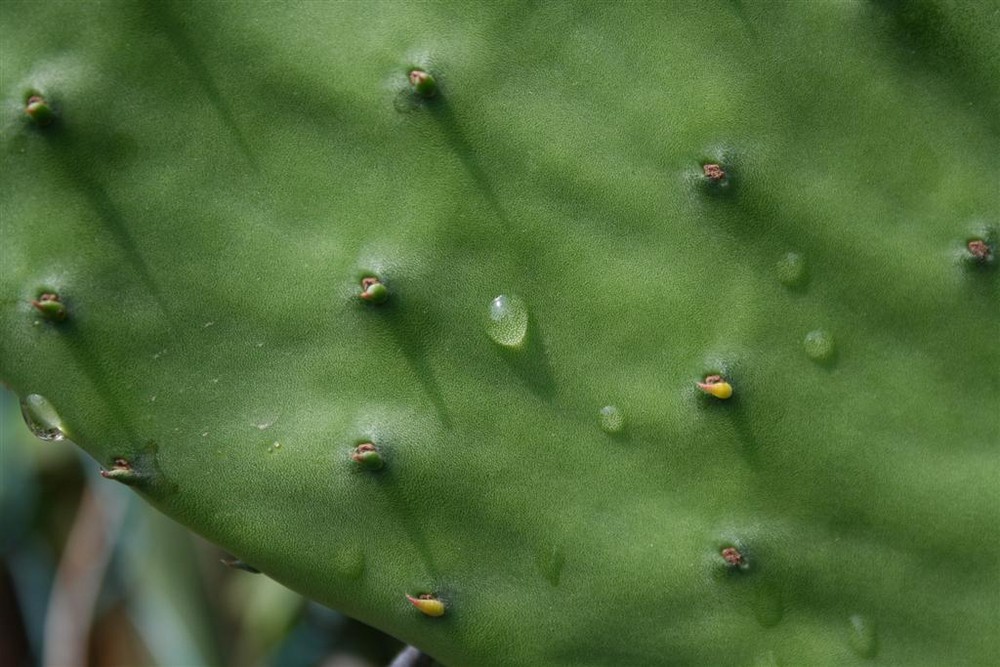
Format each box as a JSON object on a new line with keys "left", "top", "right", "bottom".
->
{"left": 2, "top": 1, "right": 998, "bottom": 664}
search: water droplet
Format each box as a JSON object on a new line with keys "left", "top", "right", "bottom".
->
{"left": 803, "top": 329, "right": 835, "bottom": 363}
{"left": 332, "top": 545, "right": 366, "bottom": 580}
{"left": 598, "top": 405, "right": 624, "bottom": 434}
{"left": 848, "top": 614, "right": 877, "bottom": 658}
{"left": 752, "top": 650, "right": 780, "bottom": 667}
{"left": 19, "top": 394, "right": 65, "bottom": 442}
{"left": 775, "top": 252, "right": 806, "bottom": 287}
{"left": 753, "top": 584, "right": 784, "bottom": 628}
{"left": 486, "top": 294, "right": 528, "bottom": 347}
{"left": 267, "top": 441, "right": 282, "bottom": 453}
{"left": 536, "top": 542, "right": 565, "bottom": 587}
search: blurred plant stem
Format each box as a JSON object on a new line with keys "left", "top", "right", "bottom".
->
{"left": 42, "top": 483, "right": 125, "bottom": 667}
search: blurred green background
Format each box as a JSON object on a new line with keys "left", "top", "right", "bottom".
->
{"left": 1, "top": 385, "right": 405, "bottom": 667}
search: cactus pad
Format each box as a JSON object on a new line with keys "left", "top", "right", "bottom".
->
{"left": 2, "top": 1, "right": 998, "bottom": 664}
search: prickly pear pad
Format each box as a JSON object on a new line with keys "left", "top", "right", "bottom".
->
{"left": 2, "top": 2, "right": 997, "bottom": 664}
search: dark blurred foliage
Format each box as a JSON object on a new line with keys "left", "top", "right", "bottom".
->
{"left": 1, "top": 386, "right": 406, "bottom": 667}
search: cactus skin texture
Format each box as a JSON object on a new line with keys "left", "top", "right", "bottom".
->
{"left": 2, "top": 1, "right": 998, "bottom": 664}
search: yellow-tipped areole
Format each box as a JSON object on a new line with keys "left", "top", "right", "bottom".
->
{"left": 697, "top": 375, "right": 733, "bottom": 400}
{"left": 407, "top": 594, "right": 446, "bottom": 617}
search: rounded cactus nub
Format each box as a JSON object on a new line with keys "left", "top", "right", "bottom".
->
{"left": 31, "top": 293, "right": 67, "bottom": 321}
{"left": 351, "top": 442, "right": 384, "bottom": 470}
{"left": 721, "top": 546, "right": 748, "bottom": 570}
{"left": 697, "top": 374, "right": 733, "bottom": 400}
{"left": 967, "top": 239, "right": 993, "bottom": 263}
{"left": 100, "top": 457, "right": 142, "bottom": 486}
{"left": 407, "top": 593, "right": 445, "bottom": 617}
{"left": 408, "top": 69, "right": 437, "bottom": 98}
{"left": 25, "top": 94, "right": 54, "bottom": 126}
{"left": 360, "top": 276, "right": 389, "bottom": 304}
{"left": 702, "top": 163, "right": 726, "bottom": 182}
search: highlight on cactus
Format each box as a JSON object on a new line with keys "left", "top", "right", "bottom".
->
{"left": 1, "top": 1, "right": 997, "bottom": 665}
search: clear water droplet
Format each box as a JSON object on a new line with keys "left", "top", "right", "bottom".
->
{"left": 19, "top": 394, "right": 65, "bottom": 442}
{"left": 536, "top": 542, "right": 565, "bottom": 587}
{"left": 752, "top": 650, "right": 780, "bottom": 667}
{"left": 776, "top": 252, "right": 806, "bottom": 287}
{"left": 803, "top": 329, "right": 835, "bottom": 362}
{"left": 267, "top": 441, "right": 282, "bottom": 453}
{"left": 598, "top": 405, "right": 624, "bottom": 434}
{"left": 486, "top": 294, "right": 528, "bottom": 347}
{"left": 332, "top": 545, "right": 365, "bottom": 580}
{"left": 753, "top": 584, "right": 784, "bottom": 628}
{"left": 848, "top": 614, "right": 877, "bottom": 658}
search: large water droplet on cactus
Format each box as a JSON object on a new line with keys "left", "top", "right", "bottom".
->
{"left": 19, "top": 393, "right": 66, "bottom": 442}
{"left": 486, "top": 294, "right": 528, "bottom": 347}
{"left": 848, "top": 614, "right": 877, "bottom": 658}
{"left": 803, "top": 329, "right": 835, "bottom": 363}
{"left": 598, "top": 405, "right": 624, "bottom": 434}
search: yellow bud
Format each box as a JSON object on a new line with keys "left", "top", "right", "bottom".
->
{"left": 407, "top": 594, "right": 446, "bottom": 617}
{"left": 697, "top": 375, "right": 733, "bottom": 400}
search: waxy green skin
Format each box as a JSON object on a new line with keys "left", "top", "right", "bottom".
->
{"left": 2, "top": 1, "right": 998, "bottom": 664}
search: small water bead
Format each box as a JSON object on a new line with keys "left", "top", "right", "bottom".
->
{"left": 803, "top": 329, "right": 835, "bottom": 362}
{"left": 19, "top": 394, "right": 65, "bottom": 442}
{"left": 536, "top": 542, "right": 566, "bottom": 587}
{"left": 332, "top": 545, "right": 366, "bottom": 580}
{"left": 752, "top": 651, "right": 780, "bottom": 667}
{"left": 598, "top": 405, "right": 624, "bottom": 434}
{"left": 848, "top": 614, "right": 878, "bottom": 658}
{"left": 775, "top": 252, "right": 806, "bottom": 287}
{"left": 486, "top": 294, "right": 528, "bottom": 348}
